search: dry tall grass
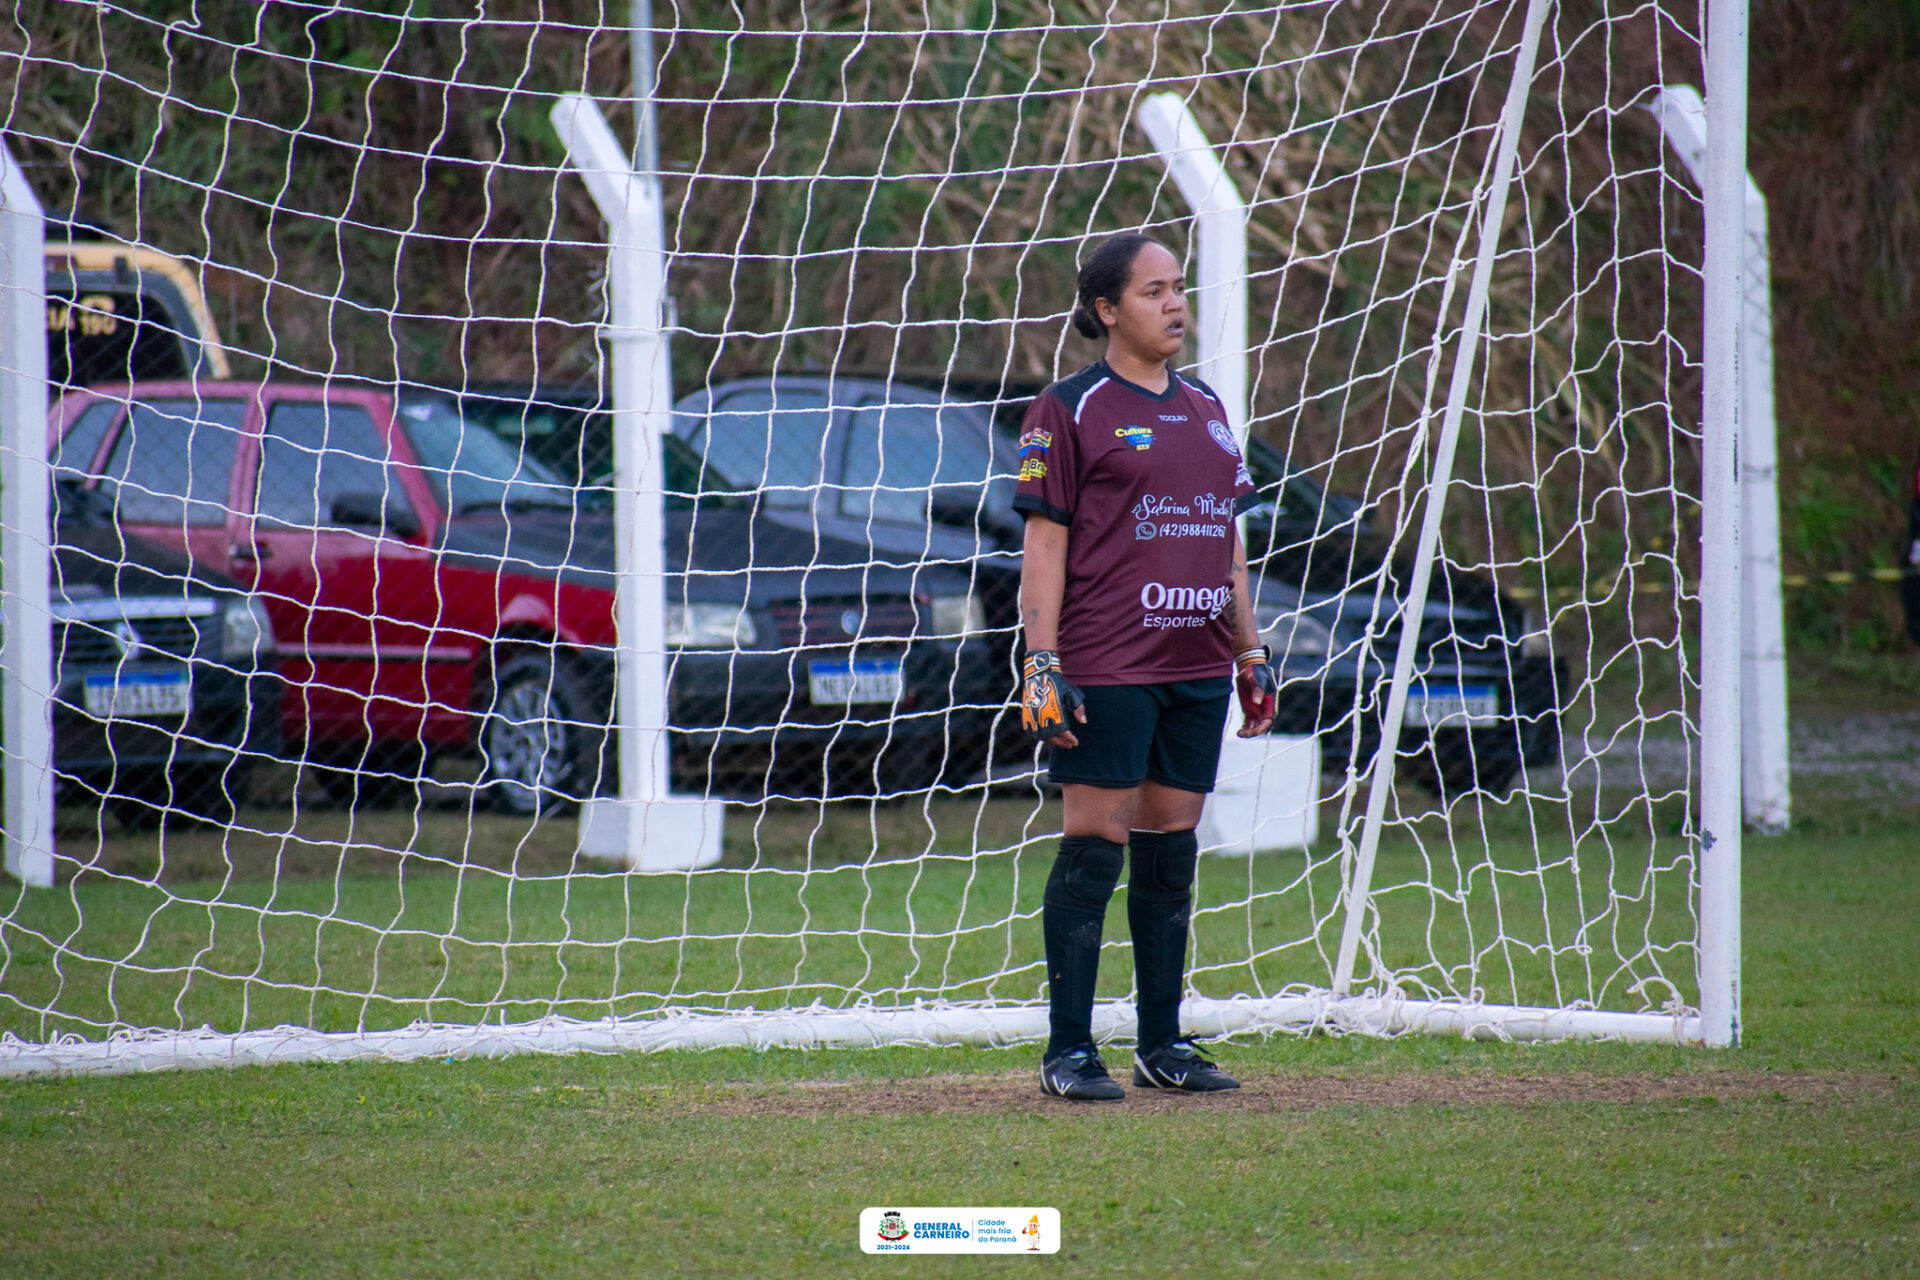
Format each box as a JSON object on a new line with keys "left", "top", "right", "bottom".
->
{"left": 3, "top": 0, "right": 1913, "bottom": 643}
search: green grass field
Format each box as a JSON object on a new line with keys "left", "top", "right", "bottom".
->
{"left": 2, "top": 694, "right": 1916, "bottom": 1275}
{"left": 0, "top": 784, "right": 1706, "bottom": 1044}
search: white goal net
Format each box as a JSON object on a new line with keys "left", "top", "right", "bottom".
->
{"left": 0, "top": 0, "right": 1737, "bottom": 1076}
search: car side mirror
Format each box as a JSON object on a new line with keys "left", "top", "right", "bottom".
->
{"left": 928, "top": 491, "right": 1020, "bottom": 551}
{"left": 927, "top": 492, "right": 987, "bottom": 530}
{"left": 330, "top": 491, "right": 421, "bottom": 539}
{"left": 51, "top": 478, "right": 114, "bottom": 528}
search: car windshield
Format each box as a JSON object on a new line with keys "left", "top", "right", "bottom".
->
{"left": 840, "top": 399, "right": 999, "bottom": 524}
{"left": 397, "top": 397, "right": 584, "bottom": 515}
{"left": 1241, "top": 436, "right": 1405, "bottom": 593}
{"left": 663, "top": 432, "right": 754, "bottom": 510}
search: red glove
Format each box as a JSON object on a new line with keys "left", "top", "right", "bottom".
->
{"left": 1020, "top": 649, "right": 1084, "bottom": 739}
{"left": 1234, "top": 645, "right": 1277, "bottom": 727}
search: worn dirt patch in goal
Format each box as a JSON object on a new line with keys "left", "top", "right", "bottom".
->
{"left": 679, "top": 1069, "right": 1893, "bottom": 1119}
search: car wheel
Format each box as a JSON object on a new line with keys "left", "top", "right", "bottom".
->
{"left": 107, "top": 762, "right": 252, "bottom": 831}
{"left": 176, "top": 761, "right": 255, "bottom": 826}
{"left": 109, "top": 789, "right": 167, "bottom": 832}
{"left": 1407, "top": 730, "right": 1521, "bottom": 797}
{"left": 826, "top": 738, "right": 940, "bottom": 803}
{"left": 479, "top": 651, "right": 605, "bottom": 817}
{"left": 309, "top": 744, "right": 424, "bottom": 811}
{"left": 932, "top": 712, "right": 997, "bottom": 786}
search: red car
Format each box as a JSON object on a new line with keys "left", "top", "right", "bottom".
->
{"left": 48, "top": 382, "right": 1004, "bottom": 811}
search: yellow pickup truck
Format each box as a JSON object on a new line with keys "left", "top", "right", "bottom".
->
{"left": 45, "top": 230, "right": 231, "bottom": 384}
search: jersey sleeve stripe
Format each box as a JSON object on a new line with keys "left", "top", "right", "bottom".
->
{"left": 1072, "top": 376, "right": 1110, "bottom": 423}
{"left": 1183, "top": 373, "right": 1229, "bottom": 419}
{"left": 1012, "top": 493, "right": 1072, "bottom": 526}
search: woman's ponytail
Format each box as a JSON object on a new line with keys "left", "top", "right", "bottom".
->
{"left": 1072, "top": 232, "right": 1162, "bottom": 342}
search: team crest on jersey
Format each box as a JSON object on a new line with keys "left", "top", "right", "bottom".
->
{"left": 1206, "top": 419, "right": 1239, "bottom": 456}
{"left": 1115, "top": 425, "right": 1154, "bottom": 451}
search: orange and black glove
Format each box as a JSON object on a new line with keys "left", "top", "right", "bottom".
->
{"left": 1020, "top": 649, "right": 1084, "bottom": 739}
{"left": 1234, "top": 645, "right": 1278, "bottom": 727}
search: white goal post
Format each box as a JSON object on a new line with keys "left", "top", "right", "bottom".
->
{"left": 1, "top": 136, "right": 53, "bottom": 891}
{"left": 0, "top": 0, "right": 1746, "bottom": 1077}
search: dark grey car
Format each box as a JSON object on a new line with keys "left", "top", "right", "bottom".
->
{"left": 455, "top": 374, "right": 1563, "bottom": 793}
{"left": 1238, "top": 440, "right": 1562, "bottom": 793}
{"left": 31, "top": 483, "right": 281, "bottom": 827}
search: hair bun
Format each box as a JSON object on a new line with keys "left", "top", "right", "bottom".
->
{"left": 1070, "top": 303, "right": 1104, "bottom": 340}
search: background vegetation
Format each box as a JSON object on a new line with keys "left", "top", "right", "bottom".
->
{"left": 3, "top": 1, "right": 1913, "bottom": 651}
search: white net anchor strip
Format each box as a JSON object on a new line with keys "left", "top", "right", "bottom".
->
{"left": 0, "top": 1, "right": 1729, "bottom": 1077}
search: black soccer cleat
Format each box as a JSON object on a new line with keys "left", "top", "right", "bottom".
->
{"left": 1039, "top": 1045, "right": 1126, "bottom": 1102}
{"left": 1132, "top": 1037, "right": 1241, "bottom": 1092}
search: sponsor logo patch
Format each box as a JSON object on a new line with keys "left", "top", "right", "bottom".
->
{"left": 1018, "top": 428, "right": 1051, "bottom": 456}
{"left": 1139, "top": 581, "right": 1233, "bottom": 627}
{"left": 1019, "top": 456, "right": 1048, "bottom": 481}
{"left": 1115, "top": 425, "right": 1154, "bottom": 451}
{"left": 1130, "top": 493, "right": 1234, "bottom": 538}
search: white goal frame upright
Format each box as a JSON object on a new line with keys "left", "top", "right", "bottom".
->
{"left": 0, "top": 0, "right": 1749, "bottom": 1076}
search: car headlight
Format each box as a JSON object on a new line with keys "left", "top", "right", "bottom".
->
{"left": 666, "top": 603, "right": 757, "bottom": 648}
{"left": 929, "top": 594, "right": 987, "bottom": 638}
{"left": 222, "top": 597, "right": 276, "bottom": 662}
{"left": 1256, "top": 604, "right": 1332, "bottom": 657}
{"left": 1520, "top": 605, "right": 1553, "bottom": 658}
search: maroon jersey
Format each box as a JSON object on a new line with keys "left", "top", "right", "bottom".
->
{"left": 1013, "top": 361, "right": 1258, "bottom": 685}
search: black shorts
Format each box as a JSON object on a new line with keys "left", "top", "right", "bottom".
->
{"left": 1046, "top": 678, "right": 1232, "bottom": 793}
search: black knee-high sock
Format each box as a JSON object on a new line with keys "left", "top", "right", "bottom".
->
{"left": 1127, "top": 827, "right": 1199, "bottom": 1053}
{"left": 1041, "top": 834, "right": 1125, "bottom": 1057}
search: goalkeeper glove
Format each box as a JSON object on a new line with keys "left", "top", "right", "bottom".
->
{"left": 1020, "top": 649, "right": 1084, "bottom": 739}
{"left": 1234, "top": 645, "right": 1278, "bottom": 726}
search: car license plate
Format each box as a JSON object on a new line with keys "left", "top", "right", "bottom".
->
{"left": 82, "top": 671, "right": 191, "bottom": 720}
{"left": 1403, "top": 683, "right": 1500, "bottom": 727}
{"left": 808, "top": 658, "right": 903, "bottom": 705}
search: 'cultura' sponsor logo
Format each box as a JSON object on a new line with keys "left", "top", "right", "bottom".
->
{"left": 1115, "top": 425, "right": 1154, "bottom": 450}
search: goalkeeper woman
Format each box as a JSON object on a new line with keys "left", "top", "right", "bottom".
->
{"left": 1013, "top": 232, "right": 1277, "bottom": 1101}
